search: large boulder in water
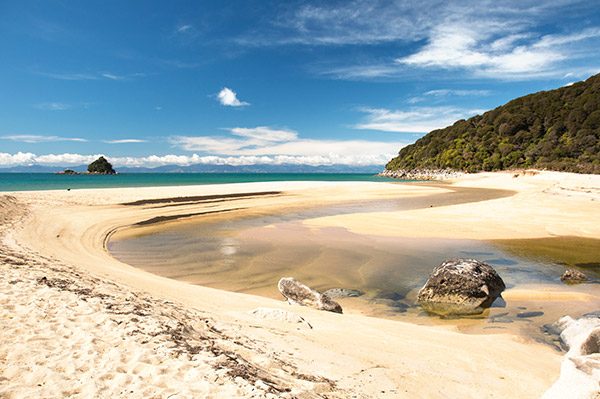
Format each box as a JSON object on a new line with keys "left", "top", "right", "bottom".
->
{"left": 417, "top": 258, "right": 505, "bottom": 316}
{"left": 278, "top": 277, "right": 343, "bottom": 314}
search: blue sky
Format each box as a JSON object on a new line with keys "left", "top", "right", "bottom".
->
{"left": 1, "top": 0, "right": 599, "bottom": 168}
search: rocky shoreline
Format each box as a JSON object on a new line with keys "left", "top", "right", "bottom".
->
{"left": 377, "top": 168, "right": 464, "bottom": 180}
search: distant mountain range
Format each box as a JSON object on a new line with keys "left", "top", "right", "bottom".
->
{"left": 386, "top": 73, "right": 600, "bottom": 174}
{"left": 0, "top": 163, "right": 384, "bottom": 174}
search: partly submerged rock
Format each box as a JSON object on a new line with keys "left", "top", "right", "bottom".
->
{"left": 54, "top": 169, "right": 81, "bottom": 175}
{"left": 417, "top": 258, "right": 505, "bottom": 316}
{"left": 278, "top": 277, "right": 343, "bottom": 314}
{"left": 247, "top": 307, "right": 312, "bottom": 329}
{"left": 543, "top": 315, "right": 600, "bottom": 399}
{"left": 560, "top": 268, "right": 589, "bottom": 285}
{"left": 322, "top": 288, "right": 365, "bottom": 300}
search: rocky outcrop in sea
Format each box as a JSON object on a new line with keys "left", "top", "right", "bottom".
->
{"left": 377, "top": 169, "right": 463, "bottom": 181}
{"left": 54, "top": 169, "right": 118, "bottom": 175}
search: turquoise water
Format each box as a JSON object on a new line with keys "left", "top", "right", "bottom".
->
{"left": 0, "top": 173, "right": 395, "bottom": 192}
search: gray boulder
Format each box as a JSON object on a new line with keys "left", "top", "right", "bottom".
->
{"left": 560, "top": 268, "right": 589, "bottom": 285}
{"left": 278, "top": 278, "right": 343, "bottom": 314}
{"left": 417, "top": 258, "right": 505, "bottom": 316}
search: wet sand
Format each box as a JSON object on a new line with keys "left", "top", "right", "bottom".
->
{"left": 2, "top": 172, "right": 600, "bottom": 397}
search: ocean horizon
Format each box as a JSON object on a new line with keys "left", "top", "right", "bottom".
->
{"left": 0, "top": 172, "right": 398, "bottom": 192}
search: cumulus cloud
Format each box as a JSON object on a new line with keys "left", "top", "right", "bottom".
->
{"left": 217, "top": 88, "right": 250, "bottom": 107}
{"left": 354, "top": 106, "right": 483, "bottom": 133}
{"left": 0, "top": 152, "right": 97, "bottom": 166}
{"left": 0, "top": 135, "right": 87, "bottom": 143}
{"left": 0, "top": 152, "right": 400, "bottom": 167}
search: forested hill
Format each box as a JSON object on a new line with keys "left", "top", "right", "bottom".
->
{"left": 386, "top": 73, "right": 600, "bottom": 174}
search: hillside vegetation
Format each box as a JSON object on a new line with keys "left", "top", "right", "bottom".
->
{"left": 386, "top": 74, "right": 600, "bottom": 174}
{"left": 87, "top": 156, "right": 116, "bottom": 174}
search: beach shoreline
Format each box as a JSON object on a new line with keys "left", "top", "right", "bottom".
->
{"left": 3, "top": 171, "right": 600, "bottom": 397}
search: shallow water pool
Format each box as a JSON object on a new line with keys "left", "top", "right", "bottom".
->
{"left": 109, "top": 207, "right": 600, "bottom": 348}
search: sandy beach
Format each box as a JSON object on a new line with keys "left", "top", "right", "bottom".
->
{"left": 2, "top": 171, "right": 600, "bottom": 398}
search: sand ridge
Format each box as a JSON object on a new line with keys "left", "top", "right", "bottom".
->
{"left": 3, "top": 173, "right": 596, "bottom": 397}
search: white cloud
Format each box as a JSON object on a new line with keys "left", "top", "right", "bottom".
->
{"left": 317, "top": 64, "right": 402, "bottom": 80}
{"left": 177, "top": 24, "right": 192, "bottom": 32}
{"left": 0, "top": 135, "right": 87, "bottom": 143}
{"left": 396, "top": 23, "right": 600, "bottom": 78}
{"left": 261, "top": 1, "right": 598, "bottom": 80}
{"left": 397, "top": 24, "right": 557, "bottom": 75}
{"left": 229, "top": 126, "right": 298, "bottom": 142}
{"left": 217, "top": 87, "right": 250, "bottom": 107}
{"left": 170, "top": 126, "right": 296, "bottom": 155}
{"left": 34, "top": 102, "right": 70, "bottom": 110}
{"left": 0, "top": 152, "right": 98, "bottom": 166}
{"left": 115, "top": 153, "right": 397, "bottom": 167}
{"left": 0, "top": 152, "right": 400, "bottom": 167}
{"left": 424, "top": 89, "right": 491, "bottom": 97}
{"left": 238, "top": 0, "right": 433, "bottom": 47}
{"left": 101, "top": 73, "right": 125, "bottom": 80}
{"left": 36, "top": 71, "right": 144, "bottom": 81}
{"left": 169, "top": 126, "right": 407, "bottom": 162}
{"left": 37, "top": 71, "right": 99, "bottom": 81}
{"left": 354, "top": 106, "right": 483, "bottom": 133}
{"left": 0, "top": 152, "right": 37, "bottom": 166}
{"left": 103, "top": 139, "right": 148, "bottom": 144}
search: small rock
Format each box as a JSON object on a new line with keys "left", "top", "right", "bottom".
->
{"left": 322, "top": 288, "right": 365, "bottom": 300}
{"left": 278, "top": 278, "right": 343, "bottom": 314}
{"left": 560, "top": 268, "right": 589, "bottom": 285}
{"left": 417, "top": 258, "right": 505, "bottom": 316}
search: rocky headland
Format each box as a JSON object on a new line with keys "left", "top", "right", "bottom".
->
{"left": 377, "top": 168, "right": 463, "bottom": 180}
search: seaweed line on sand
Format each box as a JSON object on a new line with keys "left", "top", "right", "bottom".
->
{"left": 0, "top": 195, "right": 341, "bottom": 398}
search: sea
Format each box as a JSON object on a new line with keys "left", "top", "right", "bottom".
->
{"left": 0, "top": 173, "right": 395, "bottom": 192}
